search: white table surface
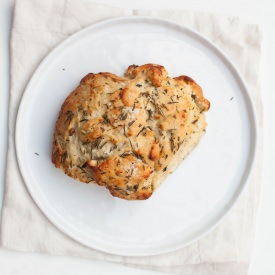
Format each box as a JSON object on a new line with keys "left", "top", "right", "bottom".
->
{"left": 1, "top": 0, "right": 275, "bottom": 274}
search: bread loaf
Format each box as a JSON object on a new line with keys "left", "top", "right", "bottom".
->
{"left": 52, "top": 64, "right": 210, "bottom": 200}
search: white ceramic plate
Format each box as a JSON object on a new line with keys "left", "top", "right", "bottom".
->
{"left": 16, "top": 17, "right": 257, "bottom": 256}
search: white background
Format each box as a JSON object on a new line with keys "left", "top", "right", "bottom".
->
{"left": 1, "top": 0, "right": 275, "bottom": 274}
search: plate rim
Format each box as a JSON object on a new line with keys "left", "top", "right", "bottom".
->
{"left": 15, "top": 15, "right": 258, "bottom": 256}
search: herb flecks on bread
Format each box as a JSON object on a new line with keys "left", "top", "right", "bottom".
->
{"left": 52, "top": 64, "right": 210, "bottom": 200}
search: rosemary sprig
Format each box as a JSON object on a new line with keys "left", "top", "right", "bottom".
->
{"left": 91, "top": 137, "right": 103, "bottom": 149}
{"left": 137, "top": 126, "right": 145, "bottom": 137}
{"left": 120, "top": 111, "right": 128, "bottom": 120}
{"left": 158, "top": 105, "right": 166, "bottom": 118}
{"left": 170, "top": 136, "right": 175, "bottom": 152}
{"left": 128, "top": 120, "right": 135, "bottom": 127}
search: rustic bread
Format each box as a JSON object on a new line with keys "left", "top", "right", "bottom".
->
{"left": 52, "top": 64, "right": 210, "bottom": 200}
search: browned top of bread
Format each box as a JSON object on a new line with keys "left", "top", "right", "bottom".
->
{"left": 52, "top": 64, "right": 210, "bottom": 200}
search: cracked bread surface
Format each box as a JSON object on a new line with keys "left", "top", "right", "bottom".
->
{"left": 52, "top": 64, "right": 210, "bottom": 200}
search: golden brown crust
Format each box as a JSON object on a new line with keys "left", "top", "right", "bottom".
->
{"left": 87, "top": 154, "right": 153, "bottom": 200}
{"left": 52, "top": 64, "right": 210, "bottom": 200}
{"left": 174, "top": 75, "right": 210, "bottom": 112}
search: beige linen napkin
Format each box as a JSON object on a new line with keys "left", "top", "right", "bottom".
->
{"left": 1, "top": 0, "right": 263, "bottom": 274}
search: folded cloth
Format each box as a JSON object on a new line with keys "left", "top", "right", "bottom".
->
{"left": 0, "top": 0, "right": 263, "bottom": 274}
